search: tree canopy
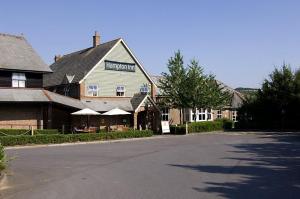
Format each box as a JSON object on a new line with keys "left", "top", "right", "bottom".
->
{"left": 159, "top": 51, "right": 231, "bottom": 122}
{"left": 238, "top": 64, "right": 300, "bottom": 129}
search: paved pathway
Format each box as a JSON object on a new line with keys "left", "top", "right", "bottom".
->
{"left": 1, "top": 132, "right": 300, "bottom": 199}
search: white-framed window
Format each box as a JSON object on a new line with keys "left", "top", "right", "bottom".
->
{"left": 140, "top": 85, "right": 149, "bottom": 94}
{"left": 207, "top": 108, "right": 212, "bottom": 121}
{"left": 189, "top": 108, "right": 214, "bottom": 122}
{"left": 87, "top": 85, "right": 98, "bottom": 96}
{"left": 12, "top": 73, "right": 26, "bottom": 88}
{"left": 161, "top": 108, "right": 169, "bottom": 121}
{"left": 198, "top": 108, "right": 206, "bottom": 121}
{"left": 232, "top": 111, "right": 237, "bottom": 122}
{"left": 217, "top": 110, "right": 222, "bottom": 119}
{"left": 116, "top": 85, "right": 125, "bottom": 96}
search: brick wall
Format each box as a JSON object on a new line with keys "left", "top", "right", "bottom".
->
{"left": 0, "top": 103, "right": 43, "bottom": 129}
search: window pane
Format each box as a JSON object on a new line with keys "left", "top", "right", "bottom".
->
{"left": 12, "top": 80, "right": 18, "bottom": 87}
{"left": 18, "top": 80, "right": 25, "bottom": 88}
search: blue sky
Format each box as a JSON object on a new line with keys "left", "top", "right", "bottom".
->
{"left": 1, "top": 0, "right": 300, "bottom": 88}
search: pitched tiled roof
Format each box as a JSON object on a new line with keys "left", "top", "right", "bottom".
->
{"left": 43, "top": 39, "right": 121, "bottom": 87}
{"left": 0, "top": 33, "right": 51, "bottom": 73}
{"left": 81, "top": 97, "right": 134, "bottom": 112}
{"left": 0, "top": 88, "right": 85, "bottom": 109}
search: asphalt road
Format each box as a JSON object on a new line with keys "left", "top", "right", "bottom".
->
{"left": 1, "top": 132, "right": 300, "bottom": 199}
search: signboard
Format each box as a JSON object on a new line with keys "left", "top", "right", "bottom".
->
{"left": 105, "top": 60, "right": 135, "bottom": 72}
{"left": 161, "top": 121, "right": 170, "bottom": 134}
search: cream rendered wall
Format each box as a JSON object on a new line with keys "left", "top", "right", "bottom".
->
{"left": 83, "top": 42, "right": 151, "bottom": 97}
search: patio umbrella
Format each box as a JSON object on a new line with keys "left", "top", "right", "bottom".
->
{"left": 102, "top": 108, "right": 131, "bottom": 131}
{"left": 71, "top": 108, "right": 101, "bottom": 128}
{"left": 102, "top": 107, "right": 131, "bottom": 116}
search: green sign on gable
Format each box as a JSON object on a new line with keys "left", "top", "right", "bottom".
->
{"left": 105, "top": 60, "right": 135, "bottom": 72}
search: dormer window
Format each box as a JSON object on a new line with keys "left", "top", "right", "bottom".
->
{"left": 116, "top": 85, "right": 125, "bottom": 96}
{"left": 140, "top": 85, "right": 149, "bottom": 94}
{"left": 12, "top": 73, "right": 26, "bottom": 88}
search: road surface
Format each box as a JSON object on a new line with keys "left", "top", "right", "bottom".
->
{"left": 1, "top": 132, "right": 300, "bottom": 199}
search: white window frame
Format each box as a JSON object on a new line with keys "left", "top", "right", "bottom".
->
{"left": 207, "top": 108, "right": 212, "bottom": 121}
{"left": 140, "top": 85, "right": 149, "bottom": 94}
{"left": 217, "top": 110, "right": 222, "bottom": 119}
{"left": 116, "top": 85, "right": 125, "bottom": 96}
{"left": 189, "top": 108, "right": 212, "bottom": 122}
{"left": 232, "top": 110, "right": 237, "bottom": 122}
{"left": 12, "top": 73, "right": 26, "bottom": 88}
{"left": 161, "top": 108, "right": 169, "bottom": 121}
{"left": 87, "top": 85, "right": 99, "bottom": 96}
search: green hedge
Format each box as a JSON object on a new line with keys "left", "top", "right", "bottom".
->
{"left": 0, "top": 130, "right": 153, "bottom": 146}
{"left": 0, "top": 129, "right": 29, "bottom": 136}
{"left": 0, "top": 129, "right": 60, "bottom": 136}
{"left": 170, "top": 119, "right": 234, "bottom": 134}
{"left": 0, "top": 143, "right": 5, "bottom": 172}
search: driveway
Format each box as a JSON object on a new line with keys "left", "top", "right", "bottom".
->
{"left": 1, "top": 132, "right": 300, "bottom": 199}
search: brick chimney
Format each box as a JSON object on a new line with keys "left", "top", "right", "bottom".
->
{"left": 93, "top": 31, "right": 100, "bottom": 47}
{"left": 54, "top": 55, "right": 61, "bottom": 62}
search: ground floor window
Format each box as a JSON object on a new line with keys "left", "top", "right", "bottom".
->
{"left": 232, "top": 110, "right": 237, "bottom": 122}
{"left": 198, "top": 108, "right": 206, "bottom": 121}
{"left": 161, "top": 108, "right": 169, "bottom": 121}
{"left": 207, "top": 109, "right": 212, "bottom": 121}
{"left": 217, "top": 110, "right": 222, "bottom": 119}
{"left": 189, "top": 108, "right": 213, "bottom": 122}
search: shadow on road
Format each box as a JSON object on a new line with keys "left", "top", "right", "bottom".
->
{"left": 168, "top": 132, "right": 300, "bottom": 199}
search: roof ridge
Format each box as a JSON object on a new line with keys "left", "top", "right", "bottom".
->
{"left": 60, "top": 38, "right": 121, "bottom": 58}
{"left": 0, "top": 33, "right": 24, "bottom": 40}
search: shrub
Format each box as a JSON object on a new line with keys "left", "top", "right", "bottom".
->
{"left": 170, "top": 125, "right": 186, "bottom": 135}
{"left": 170, "top": 119, "right": 234, "bottom": 134}
{"left": 0, "top": 143, "right": 5, "bottom": 172}
{"left": 0, "top": 129, "right": 30, "bottom": 136}
{"left": 0, "top": 130, "right": 153, "bottom": 146}
{"left": 34, "top": 129, "right": 60, "bottom": 135}
{"left": 0, "top": 129, "right": 61, "bottom": 136}
{"left": 188, "top": 120, "right": 223, "bottom": 133}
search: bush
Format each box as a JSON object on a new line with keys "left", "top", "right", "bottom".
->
{"left": 189, "top": 120, "right": 223, "bottom": 133}
{"left": 0, "top": 129, "right": 30, "bottom": 136}
{"left": 34, "top": 129, "right": 60, "bottom": 135}
{"left": 0, "top": 130, "right": 153, "bottom": 146}
{"left": 170, "top": 125, "right": 186, "bottom": 134}
{"left": 0, "top": 129, "right": 61, "bottom": 136}
{"left": 0, "top": 143, "right": 5, "bottom": 172}
{"left": 170, "top": 119, "right": 234, "bottom": 134}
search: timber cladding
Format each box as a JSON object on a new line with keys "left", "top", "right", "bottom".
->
{"left": 83, "top": 42, "right": 152, "bottom": 97}
{"left": 0, "top": 71, "right": 43, "bottom": 88}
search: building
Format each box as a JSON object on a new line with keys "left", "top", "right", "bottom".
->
{"left": 44, "top": 32, "right": 160, "bottom": 131}
{"left": 151, "top": 75, "right": 245, "bottom": 125}
{"left": 0, "top": 33, "right": 86, "bottom": 130}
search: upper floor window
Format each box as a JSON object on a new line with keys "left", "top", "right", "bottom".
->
{"left": 12, "top": 73, "right": 26, "bottom": 88}
{"left": 116, "top": 85, "right": 125, "bottom": 96}
{"left": 140, "top": 85, "right": 149, "bottom": 94}
{"left": 161, "top": 108, "right": 169, "bottom": 121}
{"left": 87, "top": 85, "right": 98, "bottom": 96}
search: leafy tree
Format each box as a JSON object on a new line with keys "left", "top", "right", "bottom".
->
{"left": 159, "top": 51, "right": 187, "bottom": 123}
{"left": 185, "top": 60, "right": 230, "bottom": 121}
{"left": 238, "top": 64, "right": 300, "bottom": 129}
{"left": 159, "top": 51, "right": 231, "bottom": 123}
